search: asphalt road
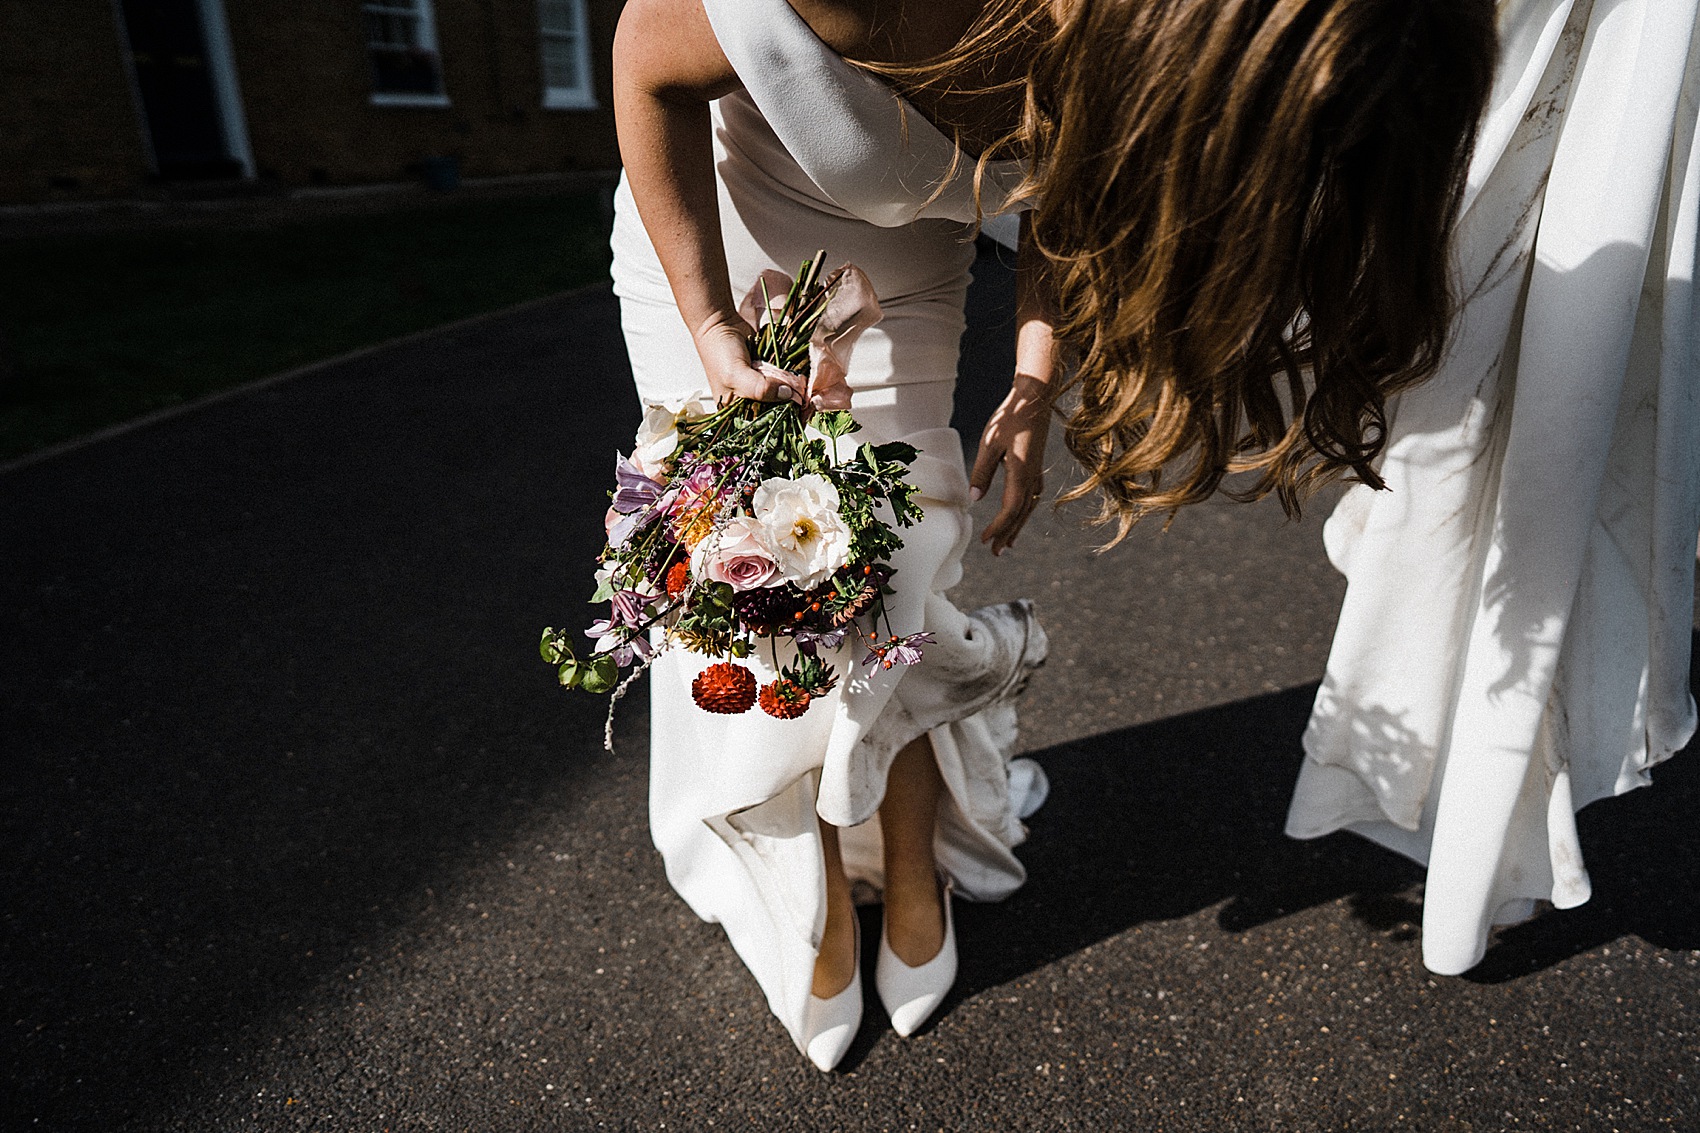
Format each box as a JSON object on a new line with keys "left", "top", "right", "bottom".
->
{"left": 5, "top": 244, "right": 1697, "bottom": 1131}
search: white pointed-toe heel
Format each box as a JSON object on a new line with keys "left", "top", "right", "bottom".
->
{"left": 876, "top": 876, "right": 957, "bottom": 1038}
{"left": 803, "top": 926, "right": 862, "bottom": 1071}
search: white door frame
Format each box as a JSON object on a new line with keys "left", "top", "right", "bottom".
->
{"left": 195, "top": 0, "right": 255, "bottom": 178}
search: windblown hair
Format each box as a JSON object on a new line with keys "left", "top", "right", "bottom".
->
{"left": 862, "top": 0, "right": 1498, "bottom": 541}
{"left": 1033, "top": 0, "right": 1497, "bottom": 538}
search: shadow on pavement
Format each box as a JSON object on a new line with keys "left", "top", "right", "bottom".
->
{"left": 950, "top": 663, "right": 1700, "bottom": 1005}
{"left": 6, "top": 238, "right": 1696, "bottom": 1125}
{"left": 1, "top": 238, "right": 1020, "bottom": 1127}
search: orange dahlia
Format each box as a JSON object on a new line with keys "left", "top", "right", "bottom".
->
{"left": 665, "top": 561, "right": 691, "bottom": 599}
{"left": 758, "top": 678, "right": 811, "bottom": 719}
{"left": 691, "top": 662, "right": 757, "bottom": 714}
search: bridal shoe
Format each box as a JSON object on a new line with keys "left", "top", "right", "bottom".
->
{"left": 803, "top": 924, "right": 862, "bottom": 1071}
{"left": 876, "top": 876, "right": 957, "bottom": 1038}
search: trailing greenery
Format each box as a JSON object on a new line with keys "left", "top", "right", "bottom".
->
{"left": 0, "top": 189, "right": 612, "bottom": 460}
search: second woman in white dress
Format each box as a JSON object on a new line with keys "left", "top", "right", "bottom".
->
{"left": 1287, "top": 0, "right": 1700, "bottom": 976}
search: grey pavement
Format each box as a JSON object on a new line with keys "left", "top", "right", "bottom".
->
{"left": 4, "top": 245, "right": 1697, "bottom": 1131}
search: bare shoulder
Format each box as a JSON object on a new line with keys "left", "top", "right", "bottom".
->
{"left": 786, "top": 0, "right": 989, "bottom": 64}
{"left": 613, "top": 0, "right": 739, "bottom": 100}
{"left": 614, "top": 0, "right": 992, "bottom": 100}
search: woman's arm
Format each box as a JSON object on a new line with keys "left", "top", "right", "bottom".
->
{"left": 612, "top": 0, "right": 803, "bottom": 403}
{"left": 969, "top": 212, "right": 1059, "bottom": 555}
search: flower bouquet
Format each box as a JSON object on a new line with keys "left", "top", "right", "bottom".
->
{"left": 541, "top": 252, "right": 932, "bottom": 738}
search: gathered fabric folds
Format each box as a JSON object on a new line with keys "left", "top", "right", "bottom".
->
{"left": 1286, "top": 0, "right": 1700, "bottom": 975}
{"left": 608, "top": 0, "right": 1046, "bottom": 1051}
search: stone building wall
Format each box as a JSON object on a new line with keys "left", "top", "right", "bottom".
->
{"left": 0, "top": 3, "right": 155, "bottom": 203}
{"left": 0, "top": 0, "right": 621, "bottom": 206}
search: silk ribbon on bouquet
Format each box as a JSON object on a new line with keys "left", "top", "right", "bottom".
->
{"left": 737, "top": 264, "right": 882, "bottom": 416}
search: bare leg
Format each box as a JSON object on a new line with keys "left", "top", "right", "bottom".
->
{"left": 811, "top": 818, "right": 858, "bottom": 998}
{"left": 880, "top": 735, "right": 945, "bottom": 965}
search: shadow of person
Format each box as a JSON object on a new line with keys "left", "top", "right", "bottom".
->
{"left": 947, "top": 683, "right": 1421, "bottom": 1000}
{"left": 947, "top": 658, "right": 1700, "bottom": 1001}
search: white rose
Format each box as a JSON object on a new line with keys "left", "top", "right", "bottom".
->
{"left": 751, "top": 473, "right": 851, "bottom": 590}
{"left": 664, "top": 388, "right": 719, "bottom": 422}
{"left": 631, "top": 402, "right": 679, "bottom": 479}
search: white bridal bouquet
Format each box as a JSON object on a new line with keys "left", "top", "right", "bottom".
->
{"left": 542, "top": 252, "right": 933, "bottom": 725}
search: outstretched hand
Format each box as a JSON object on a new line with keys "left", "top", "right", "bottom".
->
{"left": 969, "top": 374, "right": 1054, "bottom": 556}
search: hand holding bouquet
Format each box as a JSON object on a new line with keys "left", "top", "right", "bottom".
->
{"left": 542, "top": 253, "right": 932, "bottom": 737}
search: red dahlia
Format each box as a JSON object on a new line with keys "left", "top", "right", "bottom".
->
{"left": 691, "top": 662, "right": 757, "bottom": 714}
{"left": 665, "top": 561, "right": 691, "bottom": 600}
{"left": 758, "top": 678, "right": 811, "bottom": 719}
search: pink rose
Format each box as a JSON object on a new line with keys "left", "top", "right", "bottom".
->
{"left": 690, "top": 515, "right": 778, "bottom": 591}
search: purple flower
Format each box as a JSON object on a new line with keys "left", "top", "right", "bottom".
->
{"left": 793, "top": 625, "right": 848, "bottom": 658}
{"left": 586, "top": 588, "right": 658, "bottom": 667}
{"left": 612, "top": 454, "right": 667, "bottom": 513}
{"left": 887, "top": 633, "right": 934, "bottom": 666}
{"left": 585, "top": 627, "right": 652, "bottom": 668}
{"left": 609, "top": 588, "right": 650, "bottom": 626}
{"left": 607, "top": 454, "right": 679, "bottom": 549}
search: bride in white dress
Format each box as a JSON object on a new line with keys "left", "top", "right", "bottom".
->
{"left": 611, "top": 0, "right": 1055, "bottom": 1070}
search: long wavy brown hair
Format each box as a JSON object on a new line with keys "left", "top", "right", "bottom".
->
{"left": 862, "top": 0, "right": 1497, "bottom": 540}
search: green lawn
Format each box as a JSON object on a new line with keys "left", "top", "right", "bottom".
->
{"left": 0, "top": 189, "right": 613, "bottom": 461}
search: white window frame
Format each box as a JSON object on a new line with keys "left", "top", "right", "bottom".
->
{"left": 362, "top": 0, "right": 451, "bottom": 108}
{"left": 538, "top": 0, "right": 597, "bottom": 110}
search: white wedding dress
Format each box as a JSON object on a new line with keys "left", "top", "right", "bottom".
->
{"left": 608, "top": 0, "right": 1048, "bottom": 1051}
{"left": 1287, "top": 0, "right": 1700, "bottom": 975}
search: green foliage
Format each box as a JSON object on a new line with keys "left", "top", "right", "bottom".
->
{"left": 781, "top": 651, "right": 839, "bottom": 696}
{"left": 542, "top": 628, "right": 586, "bottom": 689}
{"left": 809, "top": 410, "right": 859, "bottom": 439}
{"left": 579, "top": 654, "right": 619, "bottom": 694}
{"left": 539, "top": 627, "right": 570, "bottom": 664}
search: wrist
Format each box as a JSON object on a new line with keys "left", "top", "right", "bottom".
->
{"left": 691, "top": 305, "right": 750, "bottom": 343}
{"left": 1010, "top": 371, "right": 1057, "bottom": 403}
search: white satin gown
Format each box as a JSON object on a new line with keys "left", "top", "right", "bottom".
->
{"left": 1287, "top": 0, "right": 1700, "bottom": 975}
{"left": 608, "top": 0, "right": 1049, "bottom": 1052}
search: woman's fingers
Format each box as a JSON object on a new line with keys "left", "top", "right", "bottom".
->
{"left": 972, "top": 380, "right": 1052, "bottom": 553}
{"left": 719, "top": 359, "right": 804, "bottom": 404}
{"left": 982, "top": 460, "right": 1043, "bottom": 555}
{"left": 975, "top": 429, "right": 1043, "bottom": 555}
{"left": 968, "top": 431, "right": 1005, "bottom": 504}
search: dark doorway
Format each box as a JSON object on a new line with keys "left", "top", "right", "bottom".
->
{"left": 120, "top": 0, "right": 244, "bottom": 180}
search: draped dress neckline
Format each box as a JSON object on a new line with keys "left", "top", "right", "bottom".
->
{"left": 700, "top": 0, "right": 1030, "bottom": 229}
